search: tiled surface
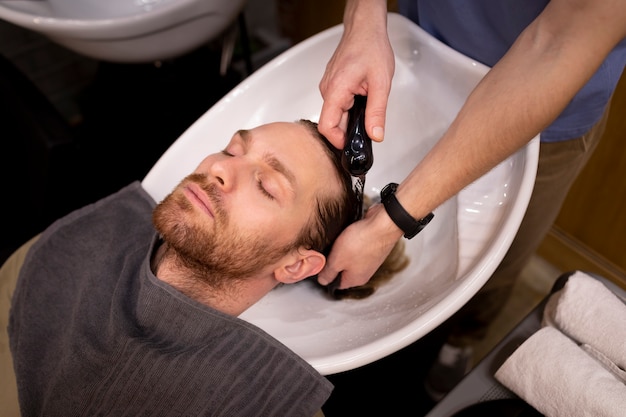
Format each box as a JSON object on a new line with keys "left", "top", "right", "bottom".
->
{"left": 0, "top": 20, "right": 98, "bottom": 124}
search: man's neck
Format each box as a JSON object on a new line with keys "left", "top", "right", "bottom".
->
{"left": 151, "top": 242, "right": 276, "bottom": 316}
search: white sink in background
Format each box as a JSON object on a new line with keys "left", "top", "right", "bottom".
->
{"left": 0, "top": 0, "right": 246, "bottom": 62}
{"left": 142, "top": 13, "right": 539, "bottom": 375}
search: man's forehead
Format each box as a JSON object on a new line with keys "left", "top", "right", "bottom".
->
{"left": 234, "top": 123, "right": 328, "bottom": 190}
{"left": 237, "top": 121, "right": 307, "bottom": 140}
{"left": 234, "top": 122, "right": 319, "bottom": 153}
{"left": 252, "top": 122, "right": 339, "bottom": 191}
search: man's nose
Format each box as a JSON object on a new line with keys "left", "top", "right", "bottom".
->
{"left": 208, "top": 157, "right": 240, "bottom": 192}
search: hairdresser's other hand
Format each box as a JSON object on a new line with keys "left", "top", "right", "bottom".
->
{"left": 318, "top": 0, "right": 394, "bottom": 149}
{"left": 318, "top": 202, "right": 402, "bottom": 289}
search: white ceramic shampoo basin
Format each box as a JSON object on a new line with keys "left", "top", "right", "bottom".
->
{"left": 0, "top": 0, "right": 246, "bottom": 62}
{"left": 142, "top": 13, "right": 539, "bottom": 375}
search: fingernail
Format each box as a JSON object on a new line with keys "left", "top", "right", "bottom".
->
{"left": 318, "top": 277, "right": 329, "bottom": 286}
{"left": 373, "top": 126, "right": 384, "bottom": 141}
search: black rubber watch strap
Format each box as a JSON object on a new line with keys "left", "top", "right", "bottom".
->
{"left": 380, "top": 183, "right": 434, "bottom": 239}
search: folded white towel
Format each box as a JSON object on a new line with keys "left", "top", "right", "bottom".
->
{"left": 542, "top": 271, "right": 626, "bottom": 371}
{"left": 580, "top": 343, "right": 626, "bottom": 383}
{"left": 495, "top": 326, "right": 626, "bottom": 417}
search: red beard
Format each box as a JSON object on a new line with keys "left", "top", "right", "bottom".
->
{"left": 152, "top": 173, "right": 295, "bottom": 284}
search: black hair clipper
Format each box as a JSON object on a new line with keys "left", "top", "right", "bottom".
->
{"left": 342, "top": 95, "right": 374, "bottom": 177}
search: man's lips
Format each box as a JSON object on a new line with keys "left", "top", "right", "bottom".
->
{"left": 183, "top": 183, "right": 215, "bottom": 218}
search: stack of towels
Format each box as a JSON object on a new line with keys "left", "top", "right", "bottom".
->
{"left": 494, "top": 271, "right": 626, "bottom": 417}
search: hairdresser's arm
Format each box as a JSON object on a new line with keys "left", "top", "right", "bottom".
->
{"left": 318, "top": 0, "right": 393, "bottom": 148}
{"left": 318, "top": 0, "right": 626, "bottom": 288}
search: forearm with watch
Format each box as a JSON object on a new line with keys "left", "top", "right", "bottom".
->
{"left": 380, "top": 183, "right": 434, "bottom": 239}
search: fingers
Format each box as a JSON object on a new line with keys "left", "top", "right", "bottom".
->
{"left": 317, "top": 260, "right": 379, "bottom": 290}
{"left": 317, "top": 202, "right": 405, "bottom": 290}
{"left": 317, "top": 265, "right": 369, "bottom": 290}
{"left": 317, "top": 260, "right": 340, "bottom": 286}
{"left": 318, "top": 64, "right": 392, "bottom": 147}
{"left": 363, "top": 85, "right": 390, "bottom": 142}
{"left": 318, "top": 96, "right": 351, "bottom": 149}
{"left": 316, "top": 219, "right": 389, "bottom": 290}
{"left": 319, "top": 87, "right": 389, "bottom": 149}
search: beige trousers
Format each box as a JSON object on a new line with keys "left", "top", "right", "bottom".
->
{"left": 1, "top": 235, "right": 39, "bottom": 417}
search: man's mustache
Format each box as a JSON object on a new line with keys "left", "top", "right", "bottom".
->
{"left": 185, "top": 173, "right": 225, "bottom": 221}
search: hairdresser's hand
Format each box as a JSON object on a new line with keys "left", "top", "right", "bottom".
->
{"left": 318, "top": 0, "right": 394, "bottom": 149}
{"left": 318, "top": 202, "right": 402, "bottom": 289}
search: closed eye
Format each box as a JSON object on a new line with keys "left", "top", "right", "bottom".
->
{"left": 257, "top": 179, "right": 274, "bottom": 200}
{"left": 223, "top": 143, "right": 276, "bottom": 200}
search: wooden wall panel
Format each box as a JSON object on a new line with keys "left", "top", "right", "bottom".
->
{"left": 277, "top": 1, "right": 398, "bottom": 44}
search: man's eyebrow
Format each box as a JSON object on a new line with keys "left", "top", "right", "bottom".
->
{"left": 237, "top": 129, "right": 251, "bottom": 143}
{"left": 237, "top": 129, "right": 297, "bottom": 189}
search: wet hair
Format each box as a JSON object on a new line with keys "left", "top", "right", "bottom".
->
{"left": 328, "top": 196, "right": 410, "bottom": 300}
{"left": 292, "top": 119, "right": 359, "bottom": 256}
{"left": 292, "top": 120, "right": 410, "bottom": 300}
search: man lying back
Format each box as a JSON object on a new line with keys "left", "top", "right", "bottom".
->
{"left": 2, "top": 120, "right": 359, "bottom": 417}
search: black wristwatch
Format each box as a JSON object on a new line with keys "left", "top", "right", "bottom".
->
{"left": 380, "top": 183, "right": 434, "bottom": 239}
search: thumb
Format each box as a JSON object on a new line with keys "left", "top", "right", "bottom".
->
{"left": 364, "top": 90, "right": 388, "bottom": 142}
{"left": 317, "top": 263, "right": 341, "bottom": 286}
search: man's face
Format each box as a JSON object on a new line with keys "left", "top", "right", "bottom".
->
{"left": 153, "top": 122, "right": 340, "bottom": 279}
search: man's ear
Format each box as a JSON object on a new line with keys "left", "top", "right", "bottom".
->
{"left": 274, "top": 248, "right": 326, "bottom": 284}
